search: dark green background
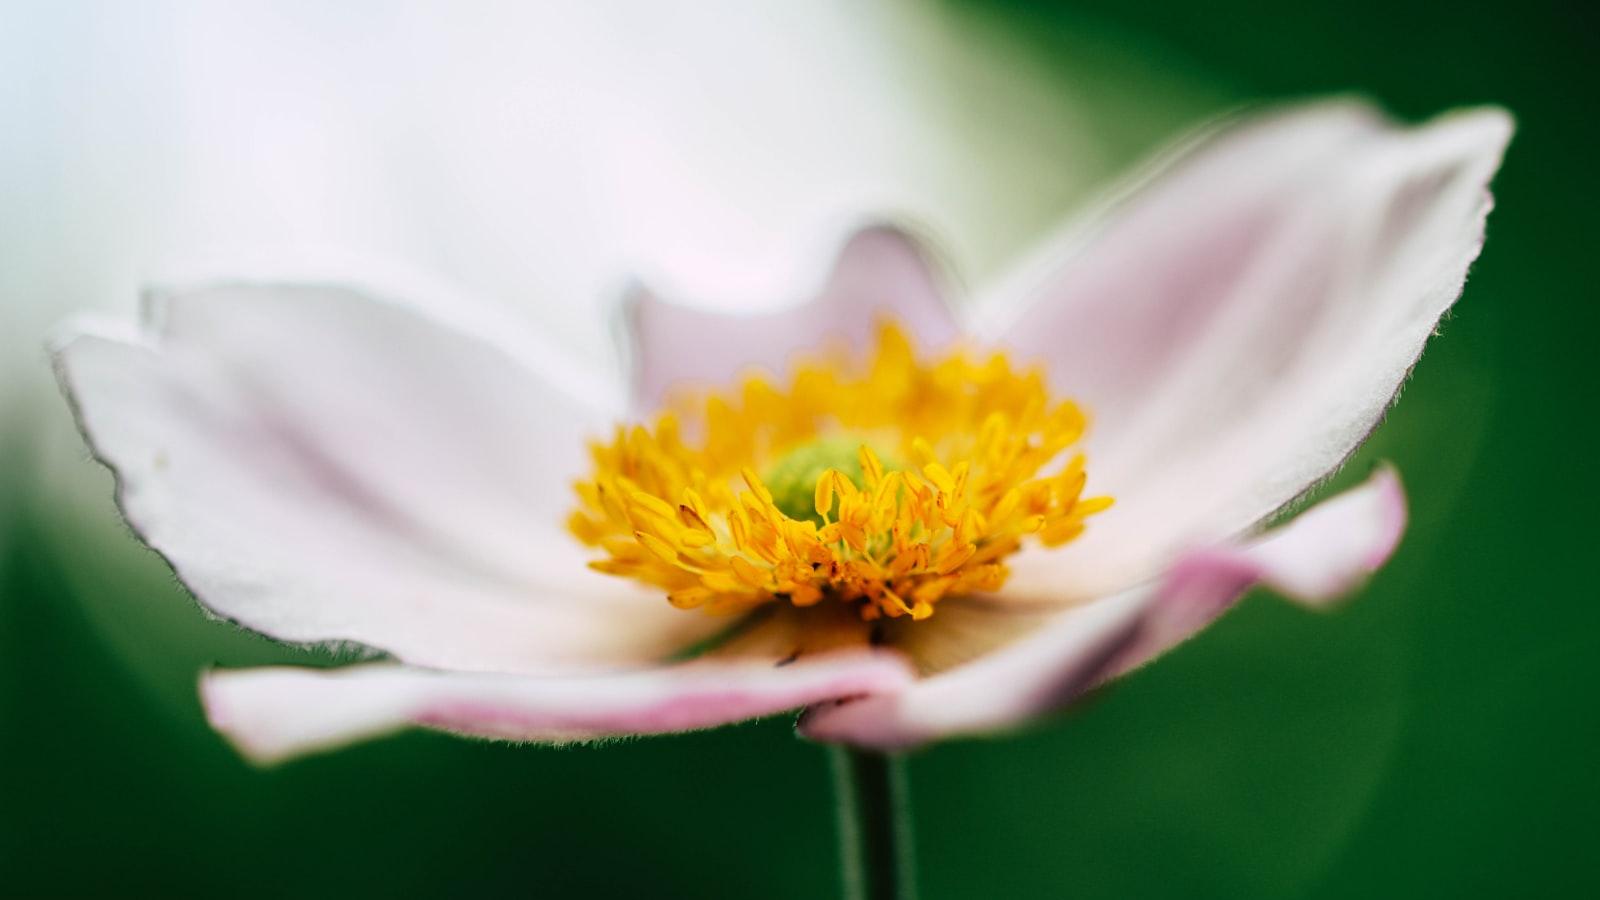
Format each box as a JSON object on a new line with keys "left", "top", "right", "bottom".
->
{"left": 3, "top": 1, "right": 1594, "bottom": 897}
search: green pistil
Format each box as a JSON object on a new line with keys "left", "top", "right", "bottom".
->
{"left": 764, "top": 435, "right": 897, "bottom": 524}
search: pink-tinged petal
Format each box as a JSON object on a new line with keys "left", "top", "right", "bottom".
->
{"left": 800, "top": 467, "right": 1405, "bottom": 749}
{"left": 625, "top": 224, "right": 957, "bottom": 410}
{"left": 800, "top": 589, "right": 1149, "bottom": 749}
{"left": 1101, "top": 464, "right": 1406, "bottom": 683}
{"left": 201, "top": 648, "right": 914, "bottom": 765}
{"left": 1229, "top": 464, "right": 1407, "bottom": 607}
{"left": 987, "top": 101, "right": 1509, "bottom": 599}
{"left": 53, "top": 284, "right": 720, "bottom": 673}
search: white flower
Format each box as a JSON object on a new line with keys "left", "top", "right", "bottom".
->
{"left": 53, "top": 100, "right": 1510, "bottom": 763}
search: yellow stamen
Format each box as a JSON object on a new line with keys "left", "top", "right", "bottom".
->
{"left": 568, "top": 321, "right": 1113, "bottom": 622}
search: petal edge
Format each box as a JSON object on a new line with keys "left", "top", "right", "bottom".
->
{"left": 202, "top": 648, "right": 914, "bottom": 765}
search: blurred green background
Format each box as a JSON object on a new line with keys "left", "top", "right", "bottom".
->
{"left": 3, "top": 1, "right": 1594, "bottom": 897}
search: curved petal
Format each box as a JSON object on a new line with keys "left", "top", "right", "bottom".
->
{"left": 201, "top": 648, "right": 914, "bottom": 765}
{"left": 625, "top": 224, "right": 958, "bottom": 410}
{"left": 800, "top": 466, "right": 1405, "bottom": 749}
{"left": 53, "top": 283, "right": 720, "bottom": 672}
{"left": 987, "top": 101, "right": 1508, "bottom": 599}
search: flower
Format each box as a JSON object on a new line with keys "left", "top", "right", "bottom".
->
{"left": 52, "top": 99, "right": 1510, "bottom": 764}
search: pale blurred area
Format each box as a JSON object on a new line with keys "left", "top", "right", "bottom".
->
{"left": 0, "top": 1, "right": 1222, "bottom": 698}
{"left": 0, "top": 0, "right": 1226, "bottom": 409}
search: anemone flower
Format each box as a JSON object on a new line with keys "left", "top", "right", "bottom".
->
{"left": 53, "top": 99, "right": 1509, "bottom": 898}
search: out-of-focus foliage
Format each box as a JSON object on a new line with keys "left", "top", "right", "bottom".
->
{"left": 2, "top": 0, "right": 1594, "bottom": 897}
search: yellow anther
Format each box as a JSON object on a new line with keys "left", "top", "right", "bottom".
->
{"left": 677, "top": 503, "right": 713, "bottom": 533}
{"left": 635, "top": 531, "right": 681, "bottom": 566}
{"left": 667, "top": 587, "right": 714, "bottom": 609}
{"left": 678, "top": 529, "right": 714, "bottom": 548}
{"left": 682, "top": 488, "right": 710, "bottom": 522}
{"left": 1074, "top": 496, "right": 1116, "bottom": 516}
{"left": 741, "top": 467, "right": 773, "bottom": 505}
{"left": 814, "top": 469, "right": 837, "bottom": 519}
{"left": 923, "top": 462, "right": 955, "bottom": 495}
{"left": 859, "top": 444, "right": 885, "bottom": 486}
{"left": 629, "top": 490, "right": 678, "bottom": 522}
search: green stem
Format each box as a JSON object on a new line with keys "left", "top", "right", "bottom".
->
{"left": 829, "top": 746, "right": 917, "bottom": 900}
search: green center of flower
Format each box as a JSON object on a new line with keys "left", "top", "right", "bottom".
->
{"left": 764, "top": 435, "right": 897, "bottom": 523}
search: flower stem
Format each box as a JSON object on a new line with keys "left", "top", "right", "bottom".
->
{"left": 829, "top": 745, "right": 916, "bottom": 900}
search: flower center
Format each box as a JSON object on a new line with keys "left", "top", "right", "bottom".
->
{"left": 567, "top": 322, "right": 1112, "bottom": 622}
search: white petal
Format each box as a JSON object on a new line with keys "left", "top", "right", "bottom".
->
{"left": 800, "top": 467, "right": 1405, "bottom": 748}
{"left": 201, "top": 648, "right": 914, "bottom": 765}
{"left": 54, "top": 283, "right": 718, "bottom": 672}
{"left": 625, "top": 224, "right": 957, "bottom": 409}
{"left": 987, "top": 101, "right": 1509, "bottom": 599}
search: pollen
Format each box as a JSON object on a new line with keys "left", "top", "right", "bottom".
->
{"left": 567, "top": 322, "right": 1113, "bottom": 622}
